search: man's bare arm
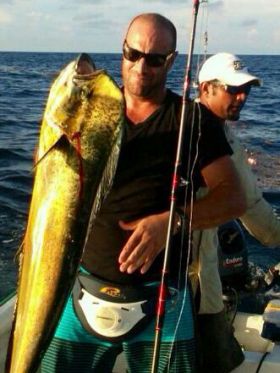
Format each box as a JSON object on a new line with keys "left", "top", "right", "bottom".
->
{"left": 118, "top": 155, "right": 246, "bottom": 274}
{"left": 186, "top": 155, "right": 246, "bottom": 230}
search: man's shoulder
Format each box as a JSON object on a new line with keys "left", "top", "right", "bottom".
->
{"left": 166, "top": 89, "right": 195, "bottom": 121}
{"left": 195, "top": 101, "right": 221, "bottom": 122}
{"left": 167, "top": 89, "right": 195, "bottom": 104}
{"left": 166, "top": 89, "right": 182, "bottom": 104}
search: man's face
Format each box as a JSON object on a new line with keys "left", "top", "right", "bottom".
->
{"left": 122, "top": 20, "right": 175, "bottom": 99}
{"left": 204, "top": 82, "right": 251, "bottom": 121}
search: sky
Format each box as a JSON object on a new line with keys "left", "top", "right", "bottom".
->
{"left": 0, "top": 0, "right": 279, "bottom": 55}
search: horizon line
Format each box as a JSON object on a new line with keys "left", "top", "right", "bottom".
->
{"left": 0, "top": 50, "right": 280, "bottom": 56}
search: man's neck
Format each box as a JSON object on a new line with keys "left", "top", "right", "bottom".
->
{"left": 125, "top": 89, "right": 167, "bottom": 125}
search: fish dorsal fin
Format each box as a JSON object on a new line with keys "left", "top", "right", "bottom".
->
{"left": 83, "top": 124, "right": 124, "bottom": 251}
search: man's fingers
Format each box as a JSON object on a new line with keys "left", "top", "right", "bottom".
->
{"left": 140, "top": 256, "right": 155, "bottom": 274}
{"left": 118, "top": 212, "right": 169, "bottom": 274}
{"left": 118, "top": 231, "right": 142, "bottom": 263}
{"left": 119, "top": 219, "right": 139, "bottom": 230}
{"left": 119, "top": 242, "right": 147, "bottom": 273}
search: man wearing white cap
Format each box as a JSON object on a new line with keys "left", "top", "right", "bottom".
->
{"left": 191, "top": 52, "right": 280, "bottom": 372}
{"left": 198, "top": 52, "right": 261, "bottom": 120}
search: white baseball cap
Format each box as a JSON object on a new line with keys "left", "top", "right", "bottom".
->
{"left": 198, "top": 52, "right": 261, "bottom": 86}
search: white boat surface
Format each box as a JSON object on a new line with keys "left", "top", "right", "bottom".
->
{"left": 232, "top": 311, "right": 280, "bottom": 372}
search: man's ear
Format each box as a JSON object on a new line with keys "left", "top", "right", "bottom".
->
{"left": 200, "top": 81, "right": 211, "bottom": 96}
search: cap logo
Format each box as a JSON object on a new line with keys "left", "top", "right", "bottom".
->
{"left": 233, "top": 60, "right": 245, "bottom": 71}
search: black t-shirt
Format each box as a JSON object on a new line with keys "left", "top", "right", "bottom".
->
{"left": 82, "top": 90, "right": 232, "bottom": 285}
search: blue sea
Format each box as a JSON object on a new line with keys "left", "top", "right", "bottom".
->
{"left": 0, "top": 52, "right": 279, "bottom": 300}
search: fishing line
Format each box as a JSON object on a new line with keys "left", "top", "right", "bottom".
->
{"left": 151, "top": 1, "right": 201, "bottom": 371}
{"left": 166, "top": 102, "right": 202, "bottom": 372}
{"left": 165, "top": 104, "right": 197, "bottom": 370}
{"left": 185, "top": 102, "right": 203, "bottom": 271}
{"left": 164, "top": 6, "right": 207, "bottom": 364}
{"left": 194, "top": 0, "right": 209, "bottom": 86}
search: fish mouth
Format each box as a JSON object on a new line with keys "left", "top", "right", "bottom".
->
{"left": 74, "top": 53, "right": 97, "bottom": 79}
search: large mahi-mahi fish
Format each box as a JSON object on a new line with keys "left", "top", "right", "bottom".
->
{"left": 5, "top": 53, "right": 124, "bottom": 373}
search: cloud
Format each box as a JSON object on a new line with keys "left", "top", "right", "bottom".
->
{"left": 59, "top": 0, "right": 107, "bottom": 9}
{"left": 78, "top": 0, "right": 107, "bottom": 3}
{"left": 0, "top": 0, "right": 31, "bottom": 5}
{"left": 72, "top": 11, "right": 117, "bottom": 31}
{"left": 27, "top": 11, "right": 44, "bottom": 18}
{"left": 0, "top": 0, "right": 279, "bottom": 54}
{"left": 73, "top": 16, "right": 115, "bottom": 31}
{"left": 0, "top": 8, "right": 12, "bottom": 23}
{"left": 143, "top": 0, "right": 224, "bottom": 6}
{"left": 247, "top": 28, "right": 258, "bottom": 38}
{"left": 240, "top": 19, "right": 258, "bottom": 28}
{"left": 72, "top": 13, "right": 102, "bottom": 22}
{"left": 208, "top": 0, "right": 224, "bottom": 9}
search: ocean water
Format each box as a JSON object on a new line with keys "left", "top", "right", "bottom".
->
{"left": 0, "top": 52, "right": 279, "bottom": 300}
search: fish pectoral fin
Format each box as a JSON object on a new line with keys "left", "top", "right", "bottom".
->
{"left": 34, "top": 134, "right": 72, "bottom": 168}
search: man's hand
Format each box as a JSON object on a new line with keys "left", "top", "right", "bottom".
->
{"left": 118, "top": 211, "right": 170, "bottom": 274}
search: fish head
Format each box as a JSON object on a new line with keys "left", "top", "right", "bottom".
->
{"left": 37, "top": 53, "right": 124, "bottom": 163}
{"left": 75, "top": 53, "right": 96, "bottom": 75}
{"left": 44, "top": 53, "right": 103, "bottom": 138}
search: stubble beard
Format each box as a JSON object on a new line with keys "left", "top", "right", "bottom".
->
{"left": 125, "top": 75, "right": 164, "bottom": 99}
{"left": 123, "top": 63, "right": 167, "bottom": 99}
{"left": 227, "top": 105, "right": 243, "bottom": 121}
{"left": 227, "top": 101, "right": 245, "bottom": 121}
{"left": 227, "top": 111, "right": 240, "bottom": 121}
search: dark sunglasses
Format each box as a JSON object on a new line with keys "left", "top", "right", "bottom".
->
{"left": 222, "top": 83, "right": 252, "bottom": 95}
{"left": 123, "top": 41, "right": 174, "bottom": 68}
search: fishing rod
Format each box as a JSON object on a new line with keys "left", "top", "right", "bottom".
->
{"left": 151, "top": 1, "right": 201, "bottom": 372}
